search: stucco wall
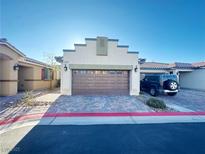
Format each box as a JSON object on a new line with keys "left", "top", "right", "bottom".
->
{"left": 25, "top": 80, "right": 51, "bottom": 90}
{"left": 62, "top": 39, "right": 140, "bottom": 95}
{"left": 21, "top": 65, "right": 58, "bottom": 91}
{"left": 0, "top": 44, "right": 59, "bottom": 96}
{"left": 180, "top": 69, "right": 205, "bottom": 91}
{"left": 0, "top": 82, "right": 17, "bottom": 96}
{"left": 0, "top": 45, "right": 19, "bottom": 96}
{"left": 0, "top": 44, "right": 21, "bottom": 60}
{"left": 0, "top": 59, "right": 18, "bottom": 80}
{"left": 18, "top": 66, "right": 33, "bottom": 91}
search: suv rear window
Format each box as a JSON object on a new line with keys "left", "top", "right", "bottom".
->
{"left": 145, "top": 76, "right": 159, "bottom": 82}
{"left": 161, "top": 74, "right": 177, "bottom": 81}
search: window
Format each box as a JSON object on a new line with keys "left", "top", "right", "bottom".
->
{"left": 149, "top": 76, "right": 159, "bottom": 82}
{"left": 41, "top": 68, "right": 53, "bottom": 80}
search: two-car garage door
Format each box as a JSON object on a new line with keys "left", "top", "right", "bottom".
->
{"left": 72, "top": 70, "right": 129, "bottom": 95}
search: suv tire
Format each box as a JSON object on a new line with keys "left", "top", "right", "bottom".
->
{"left": 164, "top": 80, "right": 178, "bottom": 90}
{"left": 149, "top": 87, "right": 159, "bottom": 96}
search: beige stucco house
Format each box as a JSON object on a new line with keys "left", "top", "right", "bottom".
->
{"left": 0, "top": 39, "right": 60, "bottom": 96}
{"left": 60, "top": 37, "right": 140, "bottom": 96}
{"left": 140, "top": 61, "right": 205, "bottom": 91}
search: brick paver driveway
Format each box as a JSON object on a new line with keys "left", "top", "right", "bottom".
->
{"left": 47, "top": 95, "right": 153, "bottom": 113}
{"left": 155, "top": 89, "right": 205, "bottom": 111}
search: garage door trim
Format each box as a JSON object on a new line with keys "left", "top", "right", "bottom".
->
{"left": 69, "top": 64, "right": 133, "bottom": 70}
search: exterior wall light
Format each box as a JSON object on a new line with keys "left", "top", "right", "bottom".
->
{"left": 134, "top": 66, "right": 138, "bottom": 72}
{"left": 13, "top": 64, "right": 19, "bottom": 71}
{"left": 64, "top": 64, "right": 68, "bottom": 71}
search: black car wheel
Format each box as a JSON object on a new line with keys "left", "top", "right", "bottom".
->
{"left": 150, "top": 87, "right": 158, "bottom": 96}
{"left": 164, "top": 80, "right": 178, "bottom": 90}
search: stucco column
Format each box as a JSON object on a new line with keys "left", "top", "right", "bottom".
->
{"left": 61, "top": 62, "right": 72, "bottom": 95}
{"left": 0, "top": 59, "right": 18, "bottom": 96}
{"left": 173, "top": 70, "right": 180, "bottom": 83}
{"left": 129, "top": 67, "right": 140, "bottom": 96}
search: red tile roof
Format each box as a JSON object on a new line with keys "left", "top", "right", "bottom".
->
{"left": 141, "top": 61, "right": 204, "bottom": 69}
{"left": 140, "top": 62, "right": 170, "bottom": 69}
{"left": 192, "top": 62, "right": 205, "bottom": 67}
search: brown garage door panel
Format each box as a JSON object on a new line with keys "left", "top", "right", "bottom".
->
{"left": 72, "top": 70, "right": 129, "bottom": 95}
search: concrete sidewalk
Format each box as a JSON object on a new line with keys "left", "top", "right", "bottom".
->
{"left": 1, "top": 112, "right": 205, "bottom": 134}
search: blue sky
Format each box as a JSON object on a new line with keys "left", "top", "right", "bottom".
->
{"left": 1, "top": 0, "right": 205, "bottom": 63}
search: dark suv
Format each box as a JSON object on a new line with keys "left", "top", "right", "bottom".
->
{"left": 140, "top": 74, "right": 179, "bottom": 96}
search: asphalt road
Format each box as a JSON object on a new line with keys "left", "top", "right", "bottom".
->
{"left": 2, "top": 123, "right": 205, "bottom": 154}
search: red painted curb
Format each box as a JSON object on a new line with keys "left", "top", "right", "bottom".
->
{"left": 43, "top": 112, "right": 205, "bottom": 117}
{"left": 0, "top": 114, "right": 43, "bottom": 126}
{"left": 1, "top": 112, "right": 205, "bottom": 126}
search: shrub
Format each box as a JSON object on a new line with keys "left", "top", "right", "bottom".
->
{"left": 146, "top": 98, "right": 166, "bottom": 109}
{"left": 21, "top": 91, "right": 34, "bottom": 106}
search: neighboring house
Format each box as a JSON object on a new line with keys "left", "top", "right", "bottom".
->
{"left": 59, "top": 36, "right": 140, "bottom": 96}
{"left": 0, "top": 39, "right": 60, "bottom": 96}
{"left": 140, "top": 61, "right": 205, "bottom": 91}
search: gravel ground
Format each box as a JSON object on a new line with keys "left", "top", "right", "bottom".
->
{"left": 137, "top": 94, "right": 177, "bottom": 112}
{"left": 0, "top": 89, "right": 60, "bottom": 120}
